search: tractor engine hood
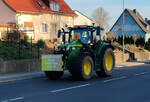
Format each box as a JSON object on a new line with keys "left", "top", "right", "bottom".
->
{"left": 58, "top": 42, "right": 83, "bottom": 49}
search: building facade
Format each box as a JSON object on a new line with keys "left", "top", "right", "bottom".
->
{"left": 110, "top": 9, "right": 150, "bottom": 42}
{"left": 0, "top": 0, "right": 75, "bottom": 41}
{"left": 74, "top": 10, "right": 94, "bottom": 26}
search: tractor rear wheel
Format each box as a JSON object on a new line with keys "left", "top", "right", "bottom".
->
{"left": 69, "top": 56, "right": 94, "bottom": 80}
{"left": 96, "top": 48, "right": 115, "bottom": 77}
{"left": 45, "top": 71, "right": 64, "bottom": 80}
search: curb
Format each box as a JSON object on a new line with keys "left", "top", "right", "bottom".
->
{"left": 0, "top": 72, "right": 45, "bottom": 83}
{"left": 115, "top": 62, "right": 146, "bottom": 68}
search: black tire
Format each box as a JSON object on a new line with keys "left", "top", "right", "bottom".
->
{"left": 45, "top": 71, "right": 64, "bottom": 80}
{"left": 96, "top": 48, "right": 115, "bottom": 77}
{"left": 69, "top": 56, "right": 94, "bottom": 80}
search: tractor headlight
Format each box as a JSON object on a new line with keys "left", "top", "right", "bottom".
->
{"left": 66, "top": 46, "right": 73, "bottom": 52}
{"left": 66, "top": 46, "right": 70, "bottom": 51}
{"left": 72, "top": 47, "right": 76, "bottom": 50}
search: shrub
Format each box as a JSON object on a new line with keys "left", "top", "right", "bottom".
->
{"left": 106, "top": 32, "right": 116, "bottom": 43}
{"left": 36, "top": 39, "right": 45, "bottom": 48}
{"left": 7, "top": 30, "right": 20, "bottom": 41}
{"left": 145, "top": 39, "right": 150, "bottom": 51}
{"left": 136, "top": 37, "right": 145, "bottom": 47}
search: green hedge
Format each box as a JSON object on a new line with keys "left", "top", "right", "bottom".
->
{"left": 0, "top": 41, "right": 34, "bottom": 61}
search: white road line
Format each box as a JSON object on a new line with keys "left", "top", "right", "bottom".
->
{"left": 9, "top": 97, "right": 24, "bottom": 101}
{"left": 135, "top": 72, "right": 149, "bottom": 76}
{"left": 50, "top": 84, "right": 90, "bottom": 93}
{"left": 103, "top": 76, "right": 127, "bottom": 83}
{"left": 1, "top": 97, "right": 24, "bottom": 102}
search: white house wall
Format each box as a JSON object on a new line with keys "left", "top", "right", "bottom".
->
{"left": 145, "top": 33, "right": 150, "bottom": 42}
{"left": 0, "top": 0, "right": 16, "bottom": 24}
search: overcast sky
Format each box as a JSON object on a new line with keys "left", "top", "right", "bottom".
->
{"left": 65, "top": 0, "right": 150, "bottom": 28}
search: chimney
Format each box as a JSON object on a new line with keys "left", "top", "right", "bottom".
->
{"left": 133, "top": 9, "right": 136, "bottom": 14}
{"left": 145, "top": 18, "right": 148, "bottom": 22}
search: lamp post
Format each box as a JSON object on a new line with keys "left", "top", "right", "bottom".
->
{"left": 122, "top": 0, "right": 125, "bottom": 62}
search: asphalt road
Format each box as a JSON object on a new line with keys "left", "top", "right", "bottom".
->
{"left": 0, "top": 64, "right": 150, "bottom": 102}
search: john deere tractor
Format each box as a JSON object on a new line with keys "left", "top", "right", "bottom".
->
{"left": 42, "top": 25, "right": 115, "bottom": 80}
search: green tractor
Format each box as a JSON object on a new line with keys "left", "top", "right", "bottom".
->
{"left": 42, "top": 25, "right": 115, "bottom": 80}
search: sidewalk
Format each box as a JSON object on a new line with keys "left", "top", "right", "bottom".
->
{"left": 116, "top": 62, "right": 146, "bottom": 68}
{"left": 0, "top": 72, "right": 45, "bottom": 83}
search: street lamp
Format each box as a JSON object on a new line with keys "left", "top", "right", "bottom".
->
{"left": 122, "top": 0, "right": 125, "bottom": 62}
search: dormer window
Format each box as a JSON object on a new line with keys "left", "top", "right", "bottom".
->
{"left": 50, "top": 2, "right": 60, "bottom": 11}
{"left": 37, "top": 1, "right": 45, "bottom": 9}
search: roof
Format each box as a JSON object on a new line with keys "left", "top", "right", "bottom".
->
{"left": 110, "top": 9, "right": 150, "bottom": 33}
{"left": 126, "top": 9, "right": 150, "bottom": 33}
{"left": 147, "top": 20, "right": 150, "bottom": 25}
{"left": 3, "top": 0, "right": 75, "bottom": 15}
{"left": 74, "top": 10, "right": 94, "bottom": 22}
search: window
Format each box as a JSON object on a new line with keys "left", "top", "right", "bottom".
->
{"left": 42, "top": 23, "right": 47, "bottom": 33}
{"left": 50, "top": 2, "right": 60, "bottom": 11}
{"left": 37, "top": 1, "right": 45, "bottom": 9}
{"left": 24, "top": 22, "right": 34, "bottom": 34}
{"left": 118, "top": 25, "right": 123, "bottom": 31}
{"left": 24, "top": 27, "right": 33, "bottom": 34}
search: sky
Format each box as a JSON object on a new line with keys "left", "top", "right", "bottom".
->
{"left": 64, "top": 0, "right": 150, "bottom": 28}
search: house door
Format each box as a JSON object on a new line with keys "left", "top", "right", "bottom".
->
{"left": 50, "top": 23, "right": 58, "bottom": 42}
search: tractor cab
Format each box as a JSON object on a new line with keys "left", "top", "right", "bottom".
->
{"left": 58, "top": 25, "right": 103, "bottom": 45}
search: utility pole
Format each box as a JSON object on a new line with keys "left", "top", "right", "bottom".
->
{"left": 122, "top": 0, "right": 125, "bottom": 62}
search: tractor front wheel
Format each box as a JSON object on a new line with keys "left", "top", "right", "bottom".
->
{"left": 69, "top": 56, "right": 94, "bottom": 80}
{"left": 45, "top": 71, "right": 64, "bottom": 80}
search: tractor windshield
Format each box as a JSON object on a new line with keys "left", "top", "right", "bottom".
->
{"left": 70, "top": 29, "right": 91, "bottom": 44}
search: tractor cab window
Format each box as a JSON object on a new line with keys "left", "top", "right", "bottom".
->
{"left": 71, "top": 29, "right": 91, "bottom": 44}
{"left": 93, "top": 30, "right": 100, "bottom": 43}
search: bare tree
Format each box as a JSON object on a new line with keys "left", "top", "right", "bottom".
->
{"left": 132, "top": 34, "right": 138, "bottom": 46}
{"left": 92, "top": 7, "right": 110, "bottom": 29}
{"left": 106, "top": 31, "right": 116, "bottom": 43}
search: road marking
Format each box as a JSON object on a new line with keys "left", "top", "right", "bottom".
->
{"left": 103, "top": 76, "right": 127, "bottom": 83}
{"left": 135, "top": 72, "right": 149, "bottom": 76}
{"left": 1, "top": 97, "right": 24, "bottom": 102}
{"left": 50, "top": 84, "right": 90, "bottom": 93}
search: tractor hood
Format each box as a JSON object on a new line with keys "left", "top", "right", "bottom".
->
{"left": 58, "top": 42, "right": 83, "bottom": 48}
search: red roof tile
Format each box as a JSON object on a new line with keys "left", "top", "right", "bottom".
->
{"left": 3, "top": 0, "right": 75, "bottom": 15}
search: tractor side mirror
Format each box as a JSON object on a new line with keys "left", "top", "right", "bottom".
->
{"left": 62, "top": 28, "right": 66, "bottom": 44}
{"left": 58, "top": 30, "right": 61, "bottom": 38}
{"left": 96, "top": 27, "right": 100, "bottom": 35}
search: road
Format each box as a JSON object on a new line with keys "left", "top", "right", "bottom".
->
{"left": 0, "top": 64, "right": 150, "bottom": 102}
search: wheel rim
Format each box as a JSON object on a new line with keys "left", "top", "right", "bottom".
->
{"left": 105, "top": 53, "right": 113, "bottom": 71}
{"left": 83, "top": 60, "right": 91, "bottom": 75}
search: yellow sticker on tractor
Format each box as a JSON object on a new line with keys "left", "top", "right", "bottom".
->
{"left": 42, "top": 55, "right": 63, "bottom": 71}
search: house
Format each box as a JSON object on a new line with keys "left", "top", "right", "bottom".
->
{"left": 0, "top": 0, "right": 75, "bottom": 41}
{"left": 110, "top": 8, "right": 150, "bottom": 42}
{"left": 74, "top": 10, "right": 94, "bottom": 26}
